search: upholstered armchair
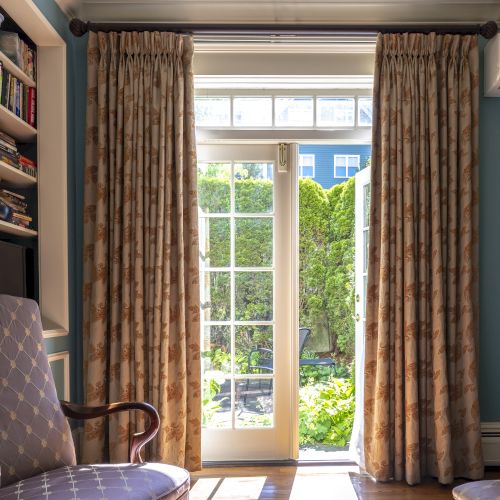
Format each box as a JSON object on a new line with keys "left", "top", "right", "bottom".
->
{"left": 0, "top": 295, "right": 190, "bottom": 499}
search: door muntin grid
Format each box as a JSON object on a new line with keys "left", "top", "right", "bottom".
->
{"left": 199, "top": 161, "right": 275, "bottom": 429}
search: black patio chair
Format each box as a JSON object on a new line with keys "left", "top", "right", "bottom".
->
{"left": 243, "top": 327, "right": 336, "bottom": 404}
{"left": 298, "top": 327, "right": 336, "bottom": 373}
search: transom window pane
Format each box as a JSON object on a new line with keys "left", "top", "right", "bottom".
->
{"left": 275, "top": 97, "right": 313, "bottom": 127}
{"left": 195, "top": 97, "right": 231, "bottom": 127}
{"left": 358, "top": 97, "right": 373, "bottom": 126}
{"left": 316, "top": 97, "right": 355, "bottom": 127}
{"left": 233, "top": 97, "right": 272, "bottom": 127}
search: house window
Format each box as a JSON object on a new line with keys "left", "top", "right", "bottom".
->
{"left": 334, "top": 155, "right": 360, "bottom": 178}
{"left": 299, "top": 154, "right": 315, "bottom": 178}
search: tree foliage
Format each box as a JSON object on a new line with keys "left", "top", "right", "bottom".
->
{"left": 299, "top": 177, "right": 355, "bottom": 364}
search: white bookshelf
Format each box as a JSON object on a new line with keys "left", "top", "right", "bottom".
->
{"left": 0, "top": 104, "right": 37, "bottom": 142}
{"left": 0, "top": 0, "right": 69, "bottom": 335}
{"left": 0, "top": 159, "right": 36, "bottom": 187}
{"left": 0, "top": 219, "right": 37, "bottom": 237}
{"left": 0, "top": 49, "right": 36, "bottom": 87}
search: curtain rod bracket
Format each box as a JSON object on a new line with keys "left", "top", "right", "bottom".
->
{"left": 70, "top": 18, "right": 90, "bottom": 37}
{"left": 480, "top": 21, "right": 498, "bottom": 39}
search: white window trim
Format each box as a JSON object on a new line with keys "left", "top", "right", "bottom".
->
{"left": 334, "top": 154, "right": 360, "bottom": 179}
{"left": 298, "top": 154, "right": 315, "bottom": 178}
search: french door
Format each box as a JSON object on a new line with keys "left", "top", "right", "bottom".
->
{"left": 197, "top": 144, "right": 294, "bottom": 461}
{"left": 350, "top": 164, "right": 371, "bottom": 464}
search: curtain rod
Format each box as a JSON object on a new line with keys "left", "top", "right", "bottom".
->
{"left": 69, "top": 19, "right": 498, "bottom": 39}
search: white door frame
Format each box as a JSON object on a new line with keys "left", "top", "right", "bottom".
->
{"left": 350, "top": 164, "right": 371, "bottom": 466}
{"left": 198, "top": 143, "right": 298, "bottom": 461}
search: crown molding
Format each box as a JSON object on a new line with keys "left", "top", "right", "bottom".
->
{"left": 79, "top": 1, "right": 500, "bottom": 24}
{"left": 55, "top": 0, "right": 82, "bottom": 19}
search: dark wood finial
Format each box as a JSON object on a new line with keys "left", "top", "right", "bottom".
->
{"left": 69, "top": 18, "right": 89, "bottom": 37}
{"left": 480, "top": 21, "right": 498, "bottom": 39}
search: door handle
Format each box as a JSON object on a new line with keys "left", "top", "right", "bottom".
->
{"left": 354, "top": 314, "right": 360, "bottom": 322}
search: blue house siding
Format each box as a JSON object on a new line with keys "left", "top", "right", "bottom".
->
{"left": 299, "top": 144, "right": 372, "bottom": 189}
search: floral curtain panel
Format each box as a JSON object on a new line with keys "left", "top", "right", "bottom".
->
{"left": 82, "top": 31, "right": 201, "bottom": 470}
{"left": 364, "top": 32, "right": 483, "bottom": 485}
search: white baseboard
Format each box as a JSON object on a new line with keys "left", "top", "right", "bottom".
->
{"left": 482, "top": 422, "right": 500, "bottom": 466}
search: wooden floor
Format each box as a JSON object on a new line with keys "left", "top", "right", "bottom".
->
{"left": 190, "top": 465, "right": 500, "bottom": 499}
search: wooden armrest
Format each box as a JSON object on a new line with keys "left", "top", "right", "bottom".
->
{"left": 60, "top": 400, "right": 160, "bottom": 464}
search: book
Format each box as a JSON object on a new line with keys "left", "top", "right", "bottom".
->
{"left": 0, "top": 68, "right": 35, "bottom": 125}
{"left": 19, "top": 155, "right": 35, "bottom": 168}
{"left": 18, "top": 155, "right": 36, "bottom": 178}
{"left": 0, "top": 131, "right": 16, "bottom": 146}
{"left": 0, "top": 151, "right": 19, "bottom": 168}
{"left": 0, "top": 189, "right": 28, "bottom": 214}
{"left": 1, "top": 189, "right": 26, "bottom": 201}
{"left": 0, "top": 139, "right": 17, "bottom": 156}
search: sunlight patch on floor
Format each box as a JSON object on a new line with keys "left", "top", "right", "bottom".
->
{"left": 190, "top": 477, "right": 223, "bottom": 499}
{"left": 191, "top": 476, "right": 267, "bottom": 500}
{"left": 290, "top": 466, "right": 359, "bottom": 500}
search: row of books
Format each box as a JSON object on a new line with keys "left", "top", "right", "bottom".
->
{"left": 0, "top": 131, "right": 36, "bottom": 178}
{"left": 0, "top": 31, "right": 36, "bottom": 81}
{"left": 0, "top": 62, "right": 36, "bottom": 127}
{"left": 0, "top": 188, "right": 32, "bottom": 229}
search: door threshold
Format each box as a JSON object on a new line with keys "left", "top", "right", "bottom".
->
{"left": 202, "top": 459, "right": 357, "bottom": 468}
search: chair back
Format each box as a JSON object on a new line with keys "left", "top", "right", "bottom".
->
{"left": 299, "top": 328, "right": 311, "bottom": 357}
{"left": 0, "top": 295, "right": 76, "bottom": 487}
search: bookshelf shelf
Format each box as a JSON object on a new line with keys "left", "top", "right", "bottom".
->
{"left": 0, "top": 219, "right": 37, "bottom": 237}
{"left": 0, "top": 160, "right": 36, "bottom": 187}
{"left": 0, "top": 50, "right": 36, "bottom": 88}
{"left": 0, "top": 104, "right": 36, "bottom": 142}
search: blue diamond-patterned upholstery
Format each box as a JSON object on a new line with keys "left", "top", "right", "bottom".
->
{"left": 0, "top": 295, "right": 76, "bottom": 487}
{"left": 453, "top": 480, "right": 500, "bottom": 499}
{"left": 0, "top": 295, "right": 191, "bottom": 499}
{"left": 0, "top": 463, "right": 190, "bottom": 499}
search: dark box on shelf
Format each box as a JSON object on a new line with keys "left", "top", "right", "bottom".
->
{"left": 0, "top": 239, "right": 34, "bottom": 298}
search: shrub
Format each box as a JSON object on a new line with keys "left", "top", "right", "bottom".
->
{"left": 299, "top": 376, "right": 355, "bottom": 447}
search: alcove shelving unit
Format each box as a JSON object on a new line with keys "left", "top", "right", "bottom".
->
{"left": 0, "top": 0, "right": 69, "bottom": 348}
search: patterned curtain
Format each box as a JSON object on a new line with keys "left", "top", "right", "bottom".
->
{"left": 364, "top": 33, "right": 483, "bottom": 485}
{"left": 82, "top": 31, "right": 201, "bottom": 471}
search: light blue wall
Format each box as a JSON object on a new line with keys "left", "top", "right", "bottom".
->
{"left": 33, "top": 0, "right": 87, "bottom": 403}
{"left": 478, "top": 36, "right": 500, "bottom": 422}
{"left": 299, "top": 144, "right": 372, "bottom": 189}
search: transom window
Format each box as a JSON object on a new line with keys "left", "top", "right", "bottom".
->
{"left": 299, "top": 154, "right": 315, "bottom": 178}
{"left": 195, "top": 95, "right": 372, "bottom": 128}
{"left": 334, "top": 155, "right": 360, "bottom": 178}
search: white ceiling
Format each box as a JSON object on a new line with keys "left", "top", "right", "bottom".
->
{"left": 56, "top": 0, "right": 500, "bottom": 24}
